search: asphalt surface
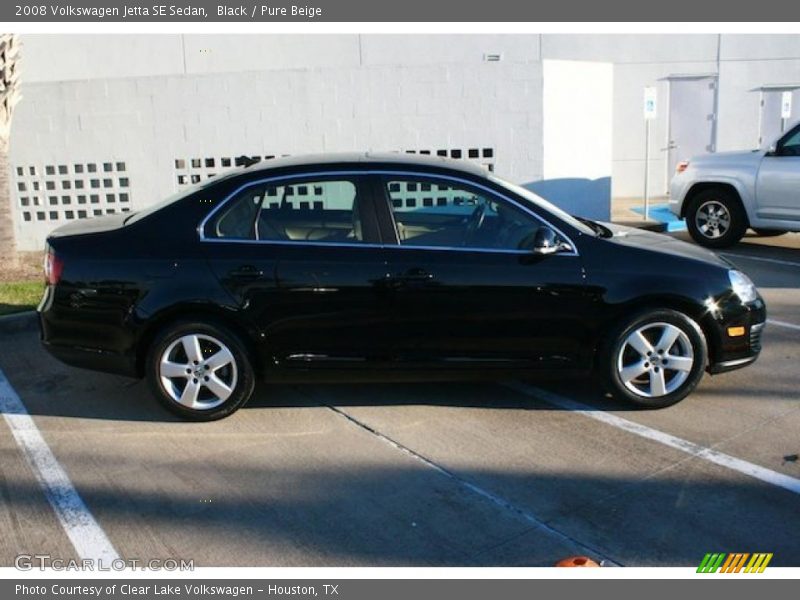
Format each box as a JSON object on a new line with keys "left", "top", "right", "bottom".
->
{"left": 1, "top": 232, "right": 798, "bottom": 568}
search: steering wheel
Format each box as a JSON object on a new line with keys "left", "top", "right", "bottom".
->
{"left": 462, "top": 203, "right": 487, "bottom": 246}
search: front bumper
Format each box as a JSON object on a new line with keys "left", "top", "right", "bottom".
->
{"left": 706, "top": 303, "right": 766, "bottom": 375}
{"left": 668, "top": 174, "right": 692, "bottom": 217}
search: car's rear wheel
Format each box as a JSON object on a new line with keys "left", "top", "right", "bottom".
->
{"left": 752, "top": 228, "right": 788, "bottom": 237}
{"left": 686, "top": 188, "right": 747, "bottom": 248}
{"left": 602, "top": 309, "right": 707, "bottom": 408}
{"left": 146, "top": 320, "right": 255, "bottom": 421}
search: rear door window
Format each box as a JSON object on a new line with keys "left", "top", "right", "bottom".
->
{"left": 210, "top": 178, "right": 373, "bottom": 244}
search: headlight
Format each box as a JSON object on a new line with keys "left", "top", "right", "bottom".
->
{"left": 729, "top": 270, "right": 758, "bottom": 303}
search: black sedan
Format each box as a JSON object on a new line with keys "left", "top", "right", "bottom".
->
{"left": 39, "top": 153, "right": 766, "bottom": 420}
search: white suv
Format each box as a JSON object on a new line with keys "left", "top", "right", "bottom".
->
{"left": 669, "top": 122, "right": 800, "bottom": 248}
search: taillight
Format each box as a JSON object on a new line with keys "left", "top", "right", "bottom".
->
{"left": 44, "top": 249, "right": 64, "bottom": 285}
{"left": 676, "top": 160, "right": 690, "bottom": 174}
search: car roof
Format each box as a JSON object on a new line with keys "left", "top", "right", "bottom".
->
{"left": 242, "top": 151, "right": 490, "bottom": 178}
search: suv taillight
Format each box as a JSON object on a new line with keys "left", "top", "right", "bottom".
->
{"left": 676, "top": 160, "right": 690, "bottom": 174}
{"left": 44, "top": 249, "right": 64, "bottom": 285}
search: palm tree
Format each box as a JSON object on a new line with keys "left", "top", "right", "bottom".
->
{"left": 0, "top": 34, "right": 22, "bottom": 264}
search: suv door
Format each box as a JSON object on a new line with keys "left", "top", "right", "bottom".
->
{"left": 371, "top": 173, "right": 592, "bottom": 370}
{"left": 202, "top": 173, "right": 392, "bottom": 369}
{"left": 756, "top": 124, "right": 800, "bottom": 222}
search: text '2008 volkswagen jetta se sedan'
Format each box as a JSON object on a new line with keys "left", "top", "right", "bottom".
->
{"left": 39, "top": 153, "right": 766, "bottom": 420}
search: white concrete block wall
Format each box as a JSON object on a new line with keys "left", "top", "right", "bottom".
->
{"left": 20, "top": 34, "right": 544, "bottom": 81}
{"left": 10, "top": 59, "right": 543, "bottom": 250}
{"left": 9, "top": 33, "right": 800, "bottom": 250}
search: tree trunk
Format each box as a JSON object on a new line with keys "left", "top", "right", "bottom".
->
{"left": 0, "top": 137, "right": 16, "bottom": 266}
{"left": 0, "top": 33, "right": 21, "bottom": 267}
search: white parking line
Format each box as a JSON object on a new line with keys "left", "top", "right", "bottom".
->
{"left": 768, "top": 318, "right": 800, "bottom": 332}
{"left": 0, "top": 367, "right": 119, "bottom": 563}
{"left": 721, "top": 252, "right": 800, "bottom": 268}
{"left": 506, "top": 382, "right": 800, "bottom": 496}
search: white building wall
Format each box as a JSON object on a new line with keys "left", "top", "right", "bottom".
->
{"left": 539, "top": 34, "right": 800, "bottom": 198}
{"left": 20, "top": 34, "right": 543, "bottom": 81}
{"left": 10, "top": 53, "right": 543, "bottom": 250}
{"left": 8, "top": 33, "right": 800, "bottom": 250}
{"left": 539, "top": 60, "right": 613, "bottom": 221}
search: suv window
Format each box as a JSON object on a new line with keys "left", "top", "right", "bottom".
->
{"left": 212, "top": 179, "right": 366, "bottom": 243}
{"left": 384, "top": 177, "right": 543, "bottom": 251}
{"left": 778, "top": 126, "right": 800, "bottom": 156}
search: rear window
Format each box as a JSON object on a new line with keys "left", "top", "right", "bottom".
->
{"left": 211, "top": 178, "right": 366, "bottom": 244}
{"left": 125, "top": 169, "right": 244, "bottom": 225}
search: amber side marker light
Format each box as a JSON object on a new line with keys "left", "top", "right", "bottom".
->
{"left": 676, "top": 160, "right": 690, "bottom": 174}
{"left": 727, "top": 326, "right": 746, "bottom": 337}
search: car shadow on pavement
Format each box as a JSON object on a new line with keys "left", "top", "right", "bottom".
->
{"left": 5, "top": 371, "right": 665, "bottom": 422}
{"left": 1, "top": 453, "right": 798, "bottom": 567}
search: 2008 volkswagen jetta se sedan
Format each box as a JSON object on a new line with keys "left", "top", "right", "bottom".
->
{"left": 39, "top": 153, "right": 766, "bottom": 420}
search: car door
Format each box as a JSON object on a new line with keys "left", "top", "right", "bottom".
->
{"left": 756, "top": 124, "right": 800, "bottom": 221}
{"left": 370, "top": 173, "right": 592, "bottom": 370}
{"left": 202, "top": 173, "right": 392, "bottom": 369}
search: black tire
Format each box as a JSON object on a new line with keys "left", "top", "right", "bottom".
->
{"left": 686, "top": 188, "right": 747, "bottom": 248}
{"left": 601, "top": 309, "right": 707, "bottom": 409}
{"left": 146, "top": 320, "right": 255, "bottom": 421}
{"left": 753, "top": 228, "right": 788, "bottom": 237}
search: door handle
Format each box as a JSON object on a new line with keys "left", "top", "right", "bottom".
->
{"left": 377, "top": 268, "right": 435, "bottom": 290}
{"left": 228, "top": 265, "right": 264, "bottom": 281}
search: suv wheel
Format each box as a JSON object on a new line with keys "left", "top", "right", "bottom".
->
{"left": 602, "top": 309, "right": 707, "bottom": 408}
{"left": 146, "top": 320, "right": 255, "bottom": 421}
{"left": 686, "top": 188, "right": 747, "bottom": 248}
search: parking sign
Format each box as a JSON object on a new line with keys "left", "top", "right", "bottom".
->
{"left": 644, "top": 86, "right": 657, "bottom": 120}
{"left": 781, "top": 91, "right": 793, "bottom": 119}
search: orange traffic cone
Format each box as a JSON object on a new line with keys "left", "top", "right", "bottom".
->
{"left": 554, "top": 556, "right": 601, "bottom": 567}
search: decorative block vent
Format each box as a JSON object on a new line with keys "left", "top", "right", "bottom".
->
{"left": 173, "top": 154, "right": 289, "bottom": 188}
{"left": 401, "top": 147, "right": 495, "bottom": 172}
{"left": 13, "top": 161, "right": 132, "bottom": 224}
{"left": 173, "top": 148, "right": 496, "bottom": 188}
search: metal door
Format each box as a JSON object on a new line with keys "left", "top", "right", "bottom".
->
{"left": 667, "top": 76, "right": 717, "bottom": 181}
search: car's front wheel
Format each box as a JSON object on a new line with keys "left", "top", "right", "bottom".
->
{"left": 686, "top": 188, "right": 747, "bottom": 248}
{"left": 146, "top": 320, "right": 255, "bottom": 421}
{"left": 602, "top": 309, "right": 707, "bottom": 408}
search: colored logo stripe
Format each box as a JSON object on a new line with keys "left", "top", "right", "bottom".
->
{"left": 698, "top": 553, "right": 772, "bottom": 573}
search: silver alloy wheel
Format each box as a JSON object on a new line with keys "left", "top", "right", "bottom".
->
{"left": 617, "top": 322, "right": 694, "bottom": 398}
{"left": 159, "top": 333, "right": 238, "bottom": 410}
{"left": 695, "top": 200, "right": 731, "bottom": 239}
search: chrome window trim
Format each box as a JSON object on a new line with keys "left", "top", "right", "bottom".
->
{"left": 197, "top": 169, "right": 580, "bottom": 257}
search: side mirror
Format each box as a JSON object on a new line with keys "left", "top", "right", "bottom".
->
{"left": 532, "top": 226, "right": 570, "bottom": 255}
{"left": 766, "top": 144, "right": 778, "bottom": 156}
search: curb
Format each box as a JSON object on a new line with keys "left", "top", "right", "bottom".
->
{"left": 0, "top": 311, "right": 38, "bottom": 334}
{"left": 612, "top": 219, "right": 668, "bottom": 233}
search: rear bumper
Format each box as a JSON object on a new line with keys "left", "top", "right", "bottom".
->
{"left": 41, "top": 339, "right": 139, "bottom": 377}
{"left": 39, "top": 306, "right": 139, "bottom": 378}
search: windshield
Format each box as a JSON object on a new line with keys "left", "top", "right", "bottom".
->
{"left": 489, "top": 175, "right": 596, "bottom": 237}
{"left": 125, "top": 169, "right": 245, "bottom": 225}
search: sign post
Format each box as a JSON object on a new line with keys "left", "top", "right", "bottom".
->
{"left": 781, "top": 91, "right": 793, "bottom": 133}
{"left": 643, "top": 86, "right": 658, "bottom": 221}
